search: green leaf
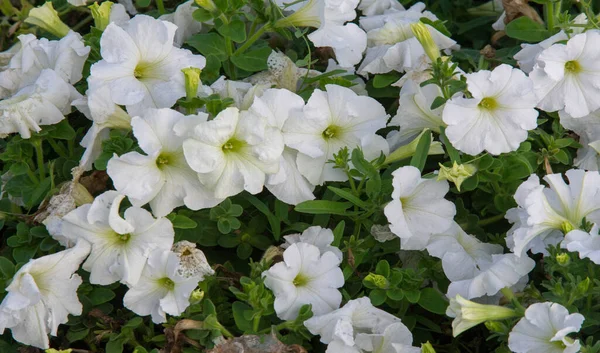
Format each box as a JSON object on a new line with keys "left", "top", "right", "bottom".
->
{"left": 237, "top": 242, "right": 253, "bottom": 259}
{"left": 192, "top": 8, "right": 214, "bottom": 23}
{"left": 124, "top": 317, "right": 144, "bottom": 328}
{"left": 372, "top": 73, "right": 401, "bottom": 88}
{"left": 0, "top": 257, "right": 15, "bottom": 280}
{"left": 88, "top": 287, "right": 116, "bottom": 305}
{"left": 505, "top": 16, "right": 550, "bottom": 42}
{"left": 9, "top": 162, "right": 29, "bottom": 176}
{"left": 232, "top": 301, "right": 253, "bottom": 332}
{"left": 186, "top": 33, "right": 228, "bottom": 61}
{"left": 376, "top": 260, "right": 390, "bottom": 278}
{"left": 240, "top": 193, "right": 281, "bottom": 240}
{"left": 332, "top": 221, "right": 345, "bottom": 247}
{"left": 327, "top": 186, "right": 370, "bottom": 209}
{"left": 48, "top": 120, "right": 76, "bottom": 140}
{"left": 369, "top": 289, "right": 387, "bottom": 306}
{"left": 67, "top": 327, "right": 90, "bottom": 342}
{"left": 417, "top": 288, "right": 448, "bottom": 314}
{"left": 440, "top": 127, "right": 461, "bottom": 163}
{"left": 13, "top": 246, "right": 37, "bottom": 263}
{"left": 231, "top": 46, "right": 271, "bottom": 72}
{"left": 295, "top": 200, "right": 354, "bottom": 215}
{"left": 218, "top": 18, "right": 247, "bottom": 43}
{"left": 171, "top": 215, "right": 198, "bottom": 229}
{"left": 135, "top": 0, "right": 151, "bottom": 7}
{"left": 430, "top": 96, "right": 447, "bottom": 110}
{"left": 409, "top": 132, "right": 431, "bottom": 172}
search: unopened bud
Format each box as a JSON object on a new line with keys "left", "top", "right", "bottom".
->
{"left": 555, "top": 253, "right": 570, "bottom": 267}
{"left": 437, "top": 161, "right": 477, "bottom": 191}
{"left": 410, "top": 22, "right": 440, "bottom": 61}
{"left": 25, "top": 2, "right": 71, "bottom": 38}
{"left": 577, "top": 277, "right": 591, "bottom": 294}
{"left": 421, "top": 342, "right": 436, "bottom": 353}
{"left": 364, "top": 273, "right": 389, "bottom": 289}
{"left": 190, "top": 289, "right": 205, "bottom": 304}
{"left": 194, "top": 0, "right": 218, "bottom": 12}
{"left": 560, "top": 221, "right": 575, "bottom": 234}
{"left": 182, "top": 67, "right": 202, "bottom": 101}
{"left": 46, "top": 349, "right": 72, "bottom": 353}
{"left": 89, "top": 2, "right": 113, "bottom": 31}
{"left": 485, "top": 320, "right": 507, "bottom": 333}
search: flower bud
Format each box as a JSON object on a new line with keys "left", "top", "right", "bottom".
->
{"left": 385, "top": 129, "right": 444, "bottom": 164}
{"left": 364, "top": 273, "right": 389, "bottom": 289}
{"left": 190, "top": 289, "right": 205, "bottom": 304}
{"left": 195, "top": 0, "right": 218, "bottom": 13}
{"left": 447, "top": 295, "right": 518, "bottom": 337}
{"left": 560, "top": 221, "right": 575, "bottom": 234}
{"left": 410, "top": 22, "right": 441, "bottom": 62}
{"left": 437, "top": 161, "right": 477, "bottom": 191}
{"left": 555, "top": 252, "right": 570, "bottom": 267}
{"left": 577, "top": 277, "right": 590, "bottom": 294}
{"left": 25, "top": 2, "right": 71, "bottom": 38}
{"left": 89, "top": 1, "right": 113, "bottom": 31}
{"left": 46, "top": 350, "right": 72, "bottom": 353}
{"left": 421, "top": 342, "right": 436, "bottom": 353}
{"left": 484, "top": 320, "right": 508, "bottom": 333}
{"left": 182, "top": 67, "right": 202, "bottom": 101}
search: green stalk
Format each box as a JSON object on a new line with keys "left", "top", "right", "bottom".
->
{"left": 156, "top": 0, "right": 166, "bottom": 14}
{"left": 33, "top": 140, "right": 46, "bottom": 181}
{"left": 544, "top": 1, "right": 555, "bottom": 32}
{"left": 233, "top": 24, "right": 271, "bottom": 56}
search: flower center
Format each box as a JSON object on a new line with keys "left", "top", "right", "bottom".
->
{"left": 478, "top": 97, "right": 498, "bottom": 110}
{"left": 133, "top": 61, "right": 157, "bottom": 80}
{"left": 322, "top": 125, "right": 341, "bottom": 139}
{"left": 117, "top": 233, "right": 132, "bottom": 242}
{"left": 564, "top": 60, "right": 581, "bottom": 74}
{"left": 222, "top": 138, "right": 245, "bottom": 153}
{"left": 156, "top": 152, "right": 174, "bottom": 169}
{"left": 293, "top": 273, "right": 309, "bottom": 287}
{"left": 560, "top": 221, "right": 576, "bottom": 234}
{"left": 159, "top": 277, "right": 175, "bottom": 290}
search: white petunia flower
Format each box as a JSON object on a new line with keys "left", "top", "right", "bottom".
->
{"left": 282, "top": 226, "right": 343, "bottom": 260}
{"left": 357, "top": 0, "right": 404, "bottom": 16}
{"left": 0, "top": 69, "right": 80, "bottom": 139}
{"left": 124, "top": 249, "right": 201, "bottom": 323}
{"left": 506, "top": 170, "right": 600, "bottom": 256}
{"left": 89, "top": 15, "right": 206, "bottom": 113}
{"left": 283, "top": 84, "right": 388, "bottom": 185}
{"left": 210, "top": 76, "right": 268, "bottom": 110}
{"left": 304, "top": 297, "right": 401, "bottom": 345}
{"left": 0, "top": 241, "right": 91, "bottom": 349}
{"left": 389, "top": 80, "right": 444, "bottom": 145}
{"left": 73, "top": 82, "right": 132, "bottom": 171}
{"left": 245, "top": 88, "right": 316, "bottom": 204}
{"left": 107, "top": 108, "right": 222, "bottom": 217}
{"left": 182, "top": 107, "right": 283, "bottom": 199}
{"left": 384, "top": 166, "right": 456, "bottom": 250}
{"left": 60, "top": 191, "right": 175, "bottom": 286}
{"left": 530, "top": 30, "right": 600, "bottom": 118}
{"left": 442, "top": 64, "right": 538, "bottom": 155}
{"left": 262, "top": 242, "right": 344, "bottom": 320}
{"left": 357, "top": 4, "right": 457, "bottom": 75}
{"left": 159, "top": 0, "right": 202, "bottom": 47}
{"left": 0, "top": 31, "right": 90, "bottom": 97}
{"left": 559, "top": 109, "right": 600, "bottom": 171}
{"left": 561, "top": 224, "right": 600, "bottom": 264}
{"left": 508, "top": 302, "right": 584, "bottom": 353}
{"left": 355, "top": 322, "right": 419, "bottom": 353}
{"left": 275, "top": 0, "right": 367, "bottom": 67}
{"left": 446, "top": 294, "right": 519, "bottom": 337}
{"left": 512, "top": 13, "right": 590, "bottom": 73}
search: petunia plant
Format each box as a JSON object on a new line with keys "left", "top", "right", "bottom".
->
{"left": 2, "top": 0, "right": 600, "bottom": 352}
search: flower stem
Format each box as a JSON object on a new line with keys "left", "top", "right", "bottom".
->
{"left": 155, "top": 0, "right": 166, "bottom": 14}
{"left": 233, "top": 24, "right": 271, "bottom": 56}
{"left": 544, "top": 1, "right": 555, "bottom": 32}
{"left": 478, "top": 213, "right": 505, "bottom": 227}
{"left": 33, "top": 140, "right": 46, "bottom": 181}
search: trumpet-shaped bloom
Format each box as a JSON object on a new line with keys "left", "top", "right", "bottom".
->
{"left": 506, "top": 170, "right": 600, "bottom": 256}
{"left": 60, "top": 191, "right": 174, "bottom": 286}
{"left": 159, "top": 0, "right": 202, "bottom": 47}
{"left": 384, "top": 166, "right": 456, "bottom": 250}
{"left": 357, "top": 5, "right": 456, "bottom": 75}
{"left": 283, "top": 84, "right": 388, "bottom": 185}
{"left": 508, "top": 302, "right": 584, "bottom": 353}
{"left": 89, "top": 15, "right": 206, "bottom": 113}
{"left": 0, "top": 241, "right": 91, "bottom": 349}
{"left": 559, "top": 109, "right": 600, "bottom": 171}
{"left": 182, "top": 107, "right": 283, "bottom": 199}
{"left": 263, "top": 242, "right": 344, "bottom": 320}
{"left": 107, "top": 108, "right": 222, "bottom": 217}
{"left": 446, "top": 295, "right": 518, "bottom": 337}
{"left": 124, "top": 249, "right": 202, "bottom": 323}
{"left": 282, "top": 226, "right": 343, "bottom": 260}
{"left": 389, "top": 80, "right": 444, "bottom": 144}
{"left": 530, "top": 30, "right": 600, "bottom": 118}
{"left": 304, "top": 297, "right": 401, "bottom": 345}
{"left": 0, "top": 69, "right": 80, "bottom": 139}
{"left": 442, "top": 64, "right": 538, "bottom": 155}
{"left": 245, "top": 88, "right": 315, "bottom": 204}
{"left": 0, "top": 31, "right": 89, "bottom": 97}
{"left": 561, "top": 224, "right": 600, "bottom": 264}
